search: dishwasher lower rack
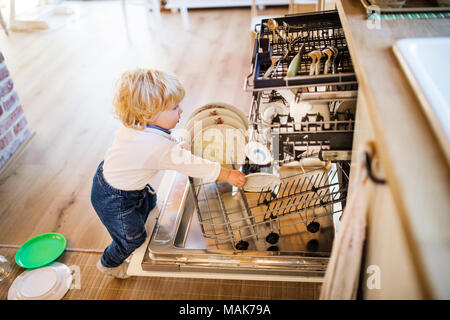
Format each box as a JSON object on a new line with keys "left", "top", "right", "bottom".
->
{"left": 188, "top": 161, "right": 349, "bottom": 253}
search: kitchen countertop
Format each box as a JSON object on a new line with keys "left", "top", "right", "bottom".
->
{"left": 336, "top": 0, "right": 450, "bottom": 299}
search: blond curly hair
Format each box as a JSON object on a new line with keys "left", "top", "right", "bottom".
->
{"left": 113, "top": 68, "right": 185, "bottom": 130}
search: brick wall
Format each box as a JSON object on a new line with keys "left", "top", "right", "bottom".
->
{"left": 0, "top": 51, "right": 31, "bottom": 170}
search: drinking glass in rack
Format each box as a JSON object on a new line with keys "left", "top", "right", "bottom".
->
{"left": 0, "top": 254, "right": 12, "bottom": 281}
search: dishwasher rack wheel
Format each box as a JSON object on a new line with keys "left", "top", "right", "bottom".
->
{"left": 306, "top": 239, "right": 319, "bottom": 252}
{"left": 265, "top": 232, "right": 280, "bottom": 244}
{"left": 235, "top": 240, "right": 249, "bottom": 251}
{"left": 307, "top": 221, "right": 321, "bottom": 233}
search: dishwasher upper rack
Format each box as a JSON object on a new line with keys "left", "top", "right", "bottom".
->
{"left": 248, "top": 90, "right": 355, "bottom": 165}
{"left": 188, "top": 161, "right": 349, "bottom": 252}
{"left": 250, "top": 90, "right": 356, "bottom": 126}
{"left": 245, "top": 11, "right": 358, "bottom": 92}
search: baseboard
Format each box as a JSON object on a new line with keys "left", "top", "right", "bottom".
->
{"left": 0, "top": 131, "right": 36, "bottom": 180}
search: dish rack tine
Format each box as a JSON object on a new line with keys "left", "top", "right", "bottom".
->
{"left": 296, "top": 194, "right": 308, "bottom": 221}
{"left": 288, "top": 178, "right": 297, "bottom": 196}
{"left": 188, "top": 177, "right": 208, "bottom": 237}
{"left": 292, "top": 176, "right": 303, "bottom": 195}
{"left": 295, "top": 193, "right": 308, "bottom": 220}
{"left": 264, "top": 200, "right": 275, "bottom": 220}
{"left": 265, "top": 197, "right": 282, "bottom": 220}
{"left": 310, "top": 173, "right": 320, "bottom": 192}
{"left": 280, "top": 180, "right": 290, "bottom": 197}
{"left": 256, "top": 186, "right": 264, "bottom": 204}
{"left": 317, "top": 186, "right": 329, "bottom": 206}
{"left": 281, "top": 197, "right": 294, "bottom": 216}
{"left": 299, "top": 174, "right": 310, "bottom": 193}
{"left": 267, "top": 203, "right": 277, "bottom": 220}
{"left": 313, "top": 171, "right": 327, "bottom": 191}
{"left": 303, "top": 192, "right": 314, "bottom": 212}
{"left": 323, "top": 186, "right": 333, "bottom": 204}
{"left": 237, "top": 186, "right": 259, "bottom": 241}
{"left": 260, "top": 187, "right": 270, "bottom": 207}
{"left": 201, "top": 181, "right": 221, "bottom": 239}
{"left": 302, "top": 174, "right": 315, "bottom": 193}
{"left": 274, "top": 200, "right": 284, "bottom": 218}
{"left": 213, "top": 182, "right": 237, "bottom": 248}
{"left": 258, "top": 185, "right": 278, "bottom": 207}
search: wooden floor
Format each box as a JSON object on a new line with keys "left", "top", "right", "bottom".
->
{"left": 0, "top": 1, "right": 321, "bottom": 299}
{"left": 0, "top": 247, "right": 320, "bottom": 300}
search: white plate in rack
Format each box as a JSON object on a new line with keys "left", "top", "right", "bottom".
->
{"left": 243, "top": 173, "right": 281, "bottom": 193}
{"left": 185, "top": 107, "right": 245, "bottom": 129}
{"left": 245, "top": 141, "right": 272, "bottom": 165}
{"left": 185, "top": 115, "right": 248, "bottom": 141}
{"left": 187, "top": 102, "right": 249, "bottom": 128}
{"left": 192, "top": 124, "right": 247, "bottom": 165}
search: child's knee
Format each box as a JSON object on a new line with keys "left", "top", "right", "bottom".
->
{"left": 127, "top": 232, "right": 147, "bottom": 251}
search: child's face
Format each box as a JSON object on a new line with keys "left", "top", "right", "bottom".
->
{"left": 151, "top": 104, "right": 183, "bottom": 130}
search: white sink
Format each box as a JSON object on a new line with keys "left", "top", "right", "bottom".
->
{"left": 393, "top": 37, "right": 450, "bottom": 161}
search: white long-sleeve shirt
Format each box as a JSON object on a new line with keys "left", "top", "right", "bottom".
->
{"left": 102, "top": 125, "right": 221, "bottom": 191}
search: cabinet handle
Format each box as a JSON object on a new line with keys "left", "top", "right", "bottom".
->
{"left": 363, "top": 151, "right": 386, "bottom": 185}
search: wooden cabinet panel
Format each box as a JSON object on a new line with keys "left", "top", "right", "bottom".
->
{"left": 348, "top": 91, "right": 424, "bottom": 299}
{"left": 361, "top": 181, "right": 423, "bottom": 299}
{"left": 337, "top": 0, "right": 450, "bottom": 298}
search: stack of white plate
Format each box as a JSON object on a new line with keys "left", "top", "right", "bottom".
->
{"left": 8, "top": 262, "right": 72, "bottom": 300}
{"left": 184, "top": 102, "right": 249, "bottom": 165}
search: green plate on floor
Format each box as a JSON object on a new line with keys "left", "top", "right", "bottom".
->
{"left": 15, "top": 233, "right": 67, "bottom": 269}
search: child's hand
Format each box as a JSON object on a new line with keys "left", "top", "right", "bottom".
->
{"left": 179, "top": 141, "right": 191, "bottom": 151}
{"left": 226, "top": 170, "right": 247, "bottom": 188}
{"left": 217, "top": 168, "right": 247, "bottom": 188}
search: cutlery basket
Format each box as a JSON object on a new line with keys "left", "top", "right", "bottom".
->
{"left": 245, "top": 11, "right": 358, "bottom": 92}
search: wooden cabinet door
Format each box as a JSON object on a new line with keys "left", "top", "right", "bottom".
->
{"left": 348, "top": 91, "right": 424, "bottom": 299}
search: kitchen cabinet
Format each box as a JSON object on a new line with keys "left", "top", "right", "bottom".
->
{"left": 337, "top": 0, "right": 450, "bottom": 299}
{"left": 349, "top": 91, "right": 423, "bottom": 299}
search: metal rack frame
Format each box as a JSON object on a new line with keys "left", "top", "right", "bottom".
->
{"left": 184, "top": 11, "right": 358, "bottom": 254}
{"left": 188, "top": 161, "right": 350, "bottom": 251}
{"left": 249, "top": 89, "right": 356, "bottom": 165}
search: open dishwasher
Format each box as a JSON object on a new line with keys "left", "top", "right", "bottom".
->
{"left": 132, "top": 10, "right": 358, "bottom": 281}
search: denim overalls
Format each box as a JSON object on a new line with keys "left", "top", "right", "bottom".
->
{"left": 90, "top": 161, "right": 157, "bottom": 268}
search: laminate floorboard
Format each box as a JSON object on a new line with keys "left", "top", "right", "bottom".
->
{"left": 0, "top": 247, "right": 321, "bottom": 300}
